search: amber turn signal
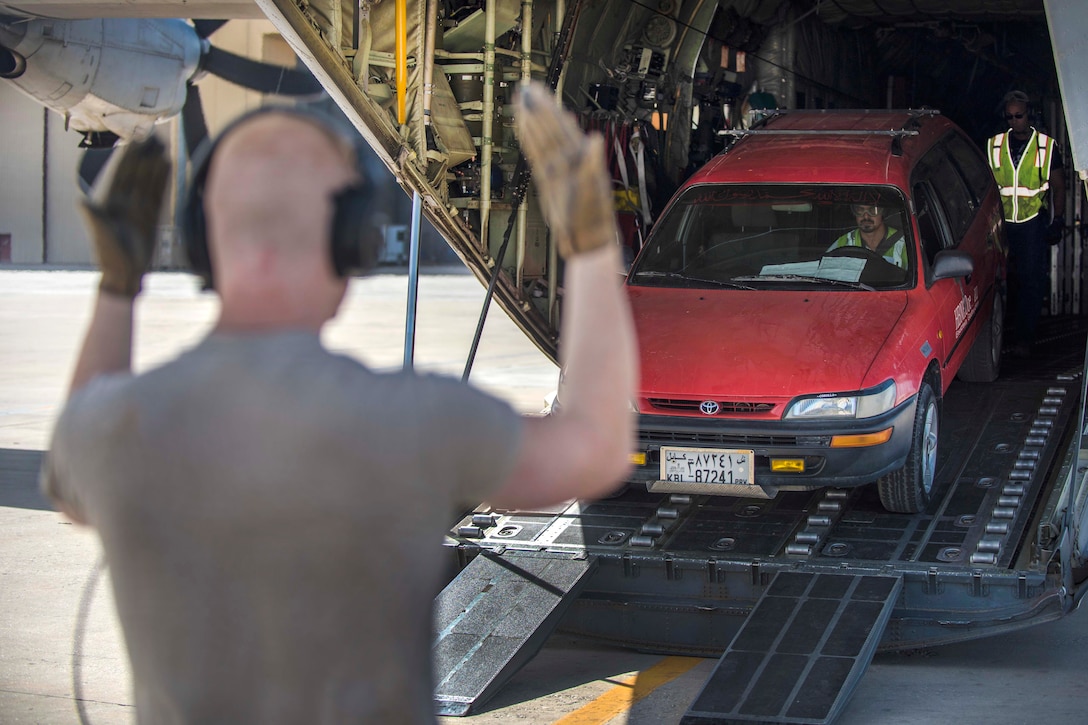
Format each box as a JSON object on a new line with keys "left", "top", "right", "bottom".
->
{"left": 830, "top": 428, "right": 894, "bottom": 448}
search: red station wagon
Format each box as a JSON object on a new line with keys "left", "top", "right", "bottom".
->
{"left": 625, "top": 109, "right": 1007, "bottom": 513}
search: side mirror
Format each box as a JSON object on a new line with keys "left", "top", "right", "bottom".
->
{"left": 932, "top": 250, "right": 974, "bottom": 281}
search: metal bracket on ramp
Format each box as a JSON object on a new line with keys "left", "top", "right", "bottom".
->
{"left": 433, "top": 551, "right": 598, "bottom": 717}
{"left": 683, "top": 571, "right": 903, "bottom": 725}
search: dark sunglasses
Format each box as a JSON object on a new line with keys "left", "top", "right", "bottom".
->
{"left": 1004, "top": 112, "right": 1025, "bottom": 120}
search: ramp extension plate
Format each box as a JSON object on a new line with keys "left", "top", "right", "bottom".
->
{"left": 433, "top": 551, "right": 598, "bottom": 716}
{"left": 683, "top": 571, "right": 902, "bottom": 724}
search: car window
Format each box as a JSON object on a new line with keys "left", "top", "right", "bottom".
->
{"left": 914, "top": 146, "right": 975, "bottom": 244}
{"left": 942, "top": 132, "right": 995, "bottom": 208}
{"left": 629, "top": 184, "right": 912, "bottom": 291}
{"left": 912, "top": 181, "right": 952, "bottom": 272}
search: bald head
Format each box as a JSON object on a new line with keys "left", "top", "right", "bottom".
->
{"left": 201, "top": 111, "right": 360, "bottom": 331}
{"left": 204, "top": 113, "right": 359, "bottom": 258}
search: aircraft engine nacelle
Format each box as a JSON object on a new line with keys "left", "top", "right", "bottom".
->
{"left": 0, "top": 18, "right": 201, "bottom": 140}
{"left": 0, "top": 46, "right": 25, "bottom": 78}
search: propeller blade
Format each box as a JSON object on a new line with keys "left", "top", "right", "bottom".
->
{"left": 182, "top": 83, "right": 209, "bottom": 158}
{"left": 192, "top": 19, "right": 228, "bottom": 39}
{"left": 202, "top": 46, "right": 323, "bottom": 97}
{"left": 78, "top": 147, "right": 115, "bottom": 194}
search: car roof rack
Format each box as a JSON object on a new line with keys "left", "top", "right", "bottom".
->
{"left": 718, "top": 128, "right": 921, "bottom": 137}
{"left": 717, "top": 109, "right": 942, "bottom": 156}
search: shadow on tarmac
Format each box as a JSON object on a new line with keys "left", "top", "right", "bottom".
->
{"left": 0, "top": 448, "right": 52, "bottom": 511}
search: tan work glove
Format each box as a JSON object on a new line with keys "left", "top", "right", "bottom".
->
{"left": 78, "top": 136, "right": 171, "bottom": 298}
{"left": 515, "top": 82, "right": 617, "bottom": 258}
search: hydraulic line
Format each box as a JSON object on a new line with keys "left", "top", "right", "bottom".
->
{"left": 462, "top": 0, "right": 586, "bottom": 381}
{"left": 395, "top": 0, "right": 407, "bottom": 124}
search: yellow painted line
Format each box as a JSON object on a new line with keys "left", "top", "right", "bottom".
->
{"left": 552, "top": 656, "right": 703, "bottom": 725}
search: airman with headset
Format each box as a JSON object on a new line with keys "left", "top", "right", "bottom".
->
{"left": 41, "top": 85, "right": 637, "bottom": 723}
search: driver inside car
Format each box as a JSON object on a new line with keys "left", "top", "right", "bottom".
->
{"left": 827, "top": 204, "right": 908, "bottom": 268}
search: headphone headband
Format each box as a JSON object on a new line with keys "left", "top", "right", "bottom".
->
{"left": 1002, "top": 90, "right": 1031, "bottom": 108}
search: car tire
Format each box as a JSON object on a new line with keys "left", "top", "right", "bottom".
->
{"left": 957, "top": 289, "right": 1003, "bottom": 383}
{"left": 877, "top": 382, "right": 938, "bottom": 513}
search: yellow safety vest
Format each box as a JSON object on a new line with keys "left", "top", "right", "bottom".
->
{"left": 988, "top": 129, "right": 1054, "bottom": 223}
{"left": 828, "top": 227, "right": 907, "bottom": 268}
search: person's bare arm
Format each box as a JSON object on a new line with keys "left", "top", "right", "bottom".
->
{"left": 68, "top": 294, "right": 136, "bottom": 394}
{"left": 489, "top": 83, "right": 638, "bottom": 509}
{"left": 1050, "top": 160, "right": 1066, "bottom": 219}
{"left": 66, "top": 136, "right": 170, "bottom": 396}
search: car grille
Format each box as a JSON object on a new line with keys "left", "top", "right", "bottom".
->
{"left": 647, "top": 398, "right": 776, "bottom": 415}
{"left": 639, "top": 429, "right": 807, "bottom": 447}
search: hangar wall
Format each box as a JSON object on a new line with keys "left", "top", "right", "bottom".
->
{"left": 0, "top": 85, "right": 42, "bottom": 264}
{"left": 45, "top": 111, "right": 95, "bottom": 265}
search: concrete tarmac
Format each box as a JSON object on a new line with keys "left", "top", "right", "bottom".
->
{"left": 2, "top": 268, "right": 1087, "bottom": 725}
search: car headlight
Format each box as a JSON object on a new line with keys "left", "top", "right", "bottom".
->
{"left": 785, "top": 380, "right": 897, "bottom": 420}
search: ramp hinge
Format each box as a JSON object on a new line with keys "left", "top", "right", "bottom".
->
{"left": 971, "top": 570, "right": 986, "bottom": 597}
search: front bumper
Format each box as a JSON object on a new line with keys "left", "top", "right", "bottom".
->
{"left": 631, "top": 394, "right": 918, "bottom": 495}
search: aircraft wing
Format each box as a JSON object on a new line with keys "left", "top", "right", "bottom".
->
{"left": 0, "top": 1, "right": 261, "bottom": 19}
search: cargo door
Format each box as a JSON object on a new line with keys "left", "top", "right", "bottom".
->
{"left": 1045, "top": 0, "right": 1088, "bottom": 575}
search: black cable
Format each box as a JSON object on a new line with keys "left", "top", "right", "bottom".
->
{"left": 73, "top": 554, "right": 106, "bottom": 725}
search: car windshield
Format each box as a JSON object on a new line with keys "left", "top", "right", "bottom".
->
{"left": 629, "top": 184, "right": 913, "bottom": 291}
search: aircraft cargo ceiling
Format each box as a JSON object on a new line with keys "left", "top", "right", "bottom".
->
{"left": 780, "top": 0, "right": 1055, "bottom": 141}
{"left": 641, "top": 0, "right": 1055, "bottom": 146}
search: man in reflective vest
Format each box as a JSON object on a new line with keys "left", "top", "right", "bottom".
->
{"left": 827, "top": 204, "right": 908, "bottom": 269}
{"left": 988, "top": 90, "right": 1065, "bottom": 358}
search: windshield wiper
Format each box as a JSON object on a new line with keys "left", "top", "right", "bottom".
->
{"left": 681, "top": 275, "right": 758, "bottom": 290}
{"left": 631, "top": 270, "right": 757, "bottom": 290}
{"left": 733, "top": 274, "right": 874, "bottom": 291}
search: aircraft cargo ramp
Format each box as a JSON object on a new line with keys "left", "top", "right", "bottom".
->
{"left": 435, "top": 316, "right": 1088, "bottom": 723}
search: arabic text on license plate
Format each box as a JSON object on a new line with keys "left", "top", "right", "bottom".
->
{"left": 661, "top": 447, "right": 753, "bottom": 485}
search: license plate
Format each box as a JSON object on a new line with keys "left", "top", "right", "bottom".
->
{"left": 660, "top": 447, "right": 754, "bottom": 485}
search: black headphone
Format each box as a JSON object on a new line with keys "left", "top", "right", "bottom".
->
{"left": 181, "top": 105, "right": 379, "bottom": 289}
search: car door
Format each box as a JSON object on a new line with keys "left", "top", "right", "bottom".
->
{"left": 943, "top": 130, "right": 1006, "bottom": 284}
{"left": 913, "top": 147, "right": 982, "bottom": 374}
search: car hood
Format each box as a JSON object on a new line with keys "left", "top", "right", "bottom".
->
{"left": 628, "top": 286, "right": 908, "bottom": 399}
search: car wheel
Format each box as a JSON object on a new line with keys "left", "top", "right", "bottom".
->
{"left": 877, "top": 382, "right": 938, "bottom": 513}
{"left": 957, "top": 289, "right": 1003, "bottom": 383}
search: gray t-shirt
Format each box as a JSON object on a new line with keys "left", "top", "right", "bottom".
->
{"left": 43, "top": 331, "right": 523, "bottom": 724}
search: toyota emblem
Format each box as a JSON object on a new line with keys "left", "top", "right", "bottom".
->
{"left": 700, "top": 400, "right": 720, "bottom": 415}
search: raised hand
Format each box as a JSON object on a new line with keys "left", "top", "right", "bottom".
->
{"left": 79, "top": 136, "right": 171, "bottom": 298}
{"left": 515, "top": 82, "right": 617, "bottom": 258}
